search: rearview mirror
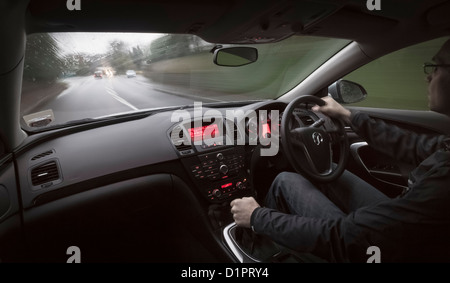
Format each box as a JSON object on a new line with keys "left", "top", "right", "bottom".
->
{"left": 213, "top": 47, "right": 258, "bottom": 67}
{"left": 328, "top": 80, "right": 367, "bottom": 104}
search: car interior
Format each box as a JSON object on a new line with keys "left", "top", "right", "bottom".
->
{"left": 0, "top": 0, "right": 450, "bottom": 263}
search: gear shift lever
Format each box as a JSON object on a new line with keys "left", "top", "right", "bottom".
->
{"left": 233, "top": 226, "right": 280, "bottom": 261}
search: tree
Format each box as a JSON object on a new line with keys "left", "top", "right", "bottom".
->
{"left": 130, "top": 46, "right": 144, "bottom": 70}
{"left": 148, "top": 34, "right": 211, "bottom": 63}
{"left": 106, "top": 40, "right": 136, "bottom": 74}
{"left": 23, "top": 33, "right": 65, "bottom": 82}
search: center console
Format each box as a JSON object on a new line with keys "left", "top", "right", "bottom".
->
{"left": 181, "top": 146, "right": 251, "bottom": 203}
{"left": 170, "top": 116, "right": 253, "bottom": 203}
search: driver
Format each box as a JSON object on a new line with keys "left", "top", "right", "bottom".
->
{"left": 230, "top": 39, "right": 450, "bottom": 262}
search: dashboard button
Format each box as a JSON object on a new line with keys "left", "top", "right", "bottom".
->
{"left": 219, "top": 164, "right": 229, "bottom": 175}
{"left": 212, "top": 189, "right": 222, "bottom": 197}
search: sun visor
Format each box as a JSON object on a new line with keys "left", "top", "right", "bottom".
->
{"left": 25, "top": 0, "right": 232, "bottom": 35}
{"left": 25, "top": 0, "right": 342, "bottom": 44}
{"left": 200, "top": 1, "right": 342, "bottom": 44}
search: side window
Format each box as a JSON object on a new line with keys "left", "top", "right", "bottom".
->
{"left": 343, "top": 37, "right": 449, "bottom": 110}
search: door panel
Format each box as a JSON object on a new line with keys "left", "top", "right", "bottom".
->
{"left": 346, "top": 107, "right": 450, "bottom": 198}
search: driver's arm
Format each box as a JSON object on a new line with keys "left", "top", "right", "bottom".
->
{"left": 313, "top": 97, "right": 446, "bottom": 166}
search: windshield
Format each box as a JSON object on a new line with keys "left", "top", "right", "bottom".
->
{"left": 21, "top": 32, "right": 350, "bottom": 131}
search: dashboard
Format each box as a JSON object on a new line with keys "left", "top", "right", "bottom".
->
{"left": 12, "top": 99, "right": 331, "bottom": 210}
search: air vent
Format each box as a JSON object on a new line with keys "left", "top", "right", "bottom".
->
{"left": 31, "top": 161, "right": 60, "bottom": 186}
{"left": 175, "top": 143, "right": 193, "bottom": 152}
{"left": 225, "top": 120, "right": 243, "bottom": 145}
{"left": 171, "top": 127, "right": 193, "bottom": 155}
{"left": 31, "top": 150, "right": 54, "bottom": 161}
{"left": 234, "top": 128, "right": 243, "bottom": 145}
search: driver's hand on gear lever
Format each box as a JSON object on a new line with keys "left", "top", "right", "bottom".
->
{"left": 312, "top": 96, "right": 351, "bottom": 124}
{"left": 230, "top": 197, "right": 260, "bottom": 228}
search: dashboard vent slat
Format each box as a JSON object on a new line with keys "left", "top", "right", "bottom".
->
{"left": 31, "top": 150, "right": 54, "bottom": 161}
{"left": 234, "top": 128, "right": 242, "bottom": 145}
{"left": 171, "top": 126, "right": 193, "bottom": 155}
{"left": 31, "top": 161, "right": 60, "bottom": 186}
{"left": 175, "top": 143, "right": 193, "bottom": 151}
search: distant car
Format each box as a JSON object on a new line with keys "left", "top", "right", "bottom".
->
{"left": 94, "top": 71, "right": 103, "bottom": 79}
{"left": 126, "top": 70, "right": 136, "bottom": 78}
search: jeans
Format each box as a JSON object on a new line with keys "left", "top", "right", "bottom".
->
{"left": 265, "top": 171, "right": 389, "bottom": 220}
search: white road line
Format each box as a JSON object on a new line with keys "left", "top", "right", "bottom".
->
{"left": 105, "top": 88, "right": 139, "bottom": 111}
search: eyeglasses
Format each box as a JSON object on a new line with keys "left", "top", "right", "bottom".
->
{"left": 423, "top": 62, "right": 450, "bottom": 75}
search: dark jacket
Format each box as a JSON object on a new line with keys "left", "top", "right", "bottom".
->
{"left": 251, "top": 111, "right": 450, "bottom": 262}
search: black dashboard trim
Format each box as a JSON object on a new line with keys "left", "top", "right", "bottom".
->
{"left": 17, "top": 100, "right": 291, "bottom": 209}
{"left": 15, "top": 112, "right": 154, "bottom": 159}
{"left": 31, "top": 160, "right": 190, "bottom": 207}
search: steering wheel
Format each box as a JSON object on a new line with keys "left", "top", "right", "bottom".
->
{"left": 280, "top": 95, "right": 349, "bottom": 182}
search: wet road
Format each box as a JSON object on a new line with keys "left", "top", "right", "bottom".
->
{"left": 36, "top": 74, "right": 213, "bottom": 125}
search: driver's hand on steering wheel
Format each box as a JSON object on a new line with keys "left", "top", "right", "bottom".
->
{"left": 312, "top": 96, "right": 351, "bottom": 124}
{"left": 230, "top": 197, "right": 260, "bottom": 228}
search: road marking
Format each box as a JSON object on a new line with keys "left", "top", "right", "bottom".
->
{"left": 105, "top": 87, "right": 139, "bottom": 111}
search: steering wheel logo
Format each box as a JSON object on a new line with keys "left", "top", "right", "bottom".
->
{"left": 312, "top": 132, "right": 324, "bottom": 146}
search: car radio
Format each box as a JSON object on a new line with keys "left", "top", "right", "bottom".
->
{"left": 182, "top": 147, "right": 251, "bottom": 203}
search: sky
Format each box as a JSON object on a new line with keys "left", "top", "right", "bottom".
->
{"left": 51, "top": 32, "right": 165, "bottom": 55}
